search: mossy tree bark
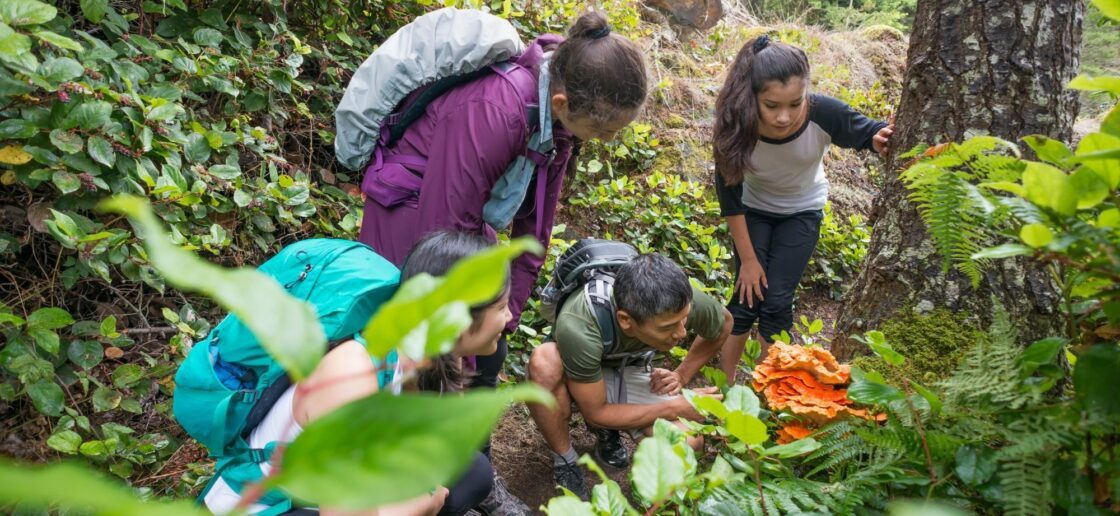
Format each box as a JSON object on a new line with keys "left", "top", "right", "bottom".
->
{"left": 833, "top": 0, "right": 1085, "bottom": 359}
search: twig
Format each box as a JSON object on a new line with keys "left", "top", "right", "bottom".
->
{"left": 750, "top": 450, "right": 769, "bottom": 516}
{"left": 122, "top": 326, "right": 178, "bottom": 335}
{"left": 902, "top": 379, "right": 938, "bottom": 496}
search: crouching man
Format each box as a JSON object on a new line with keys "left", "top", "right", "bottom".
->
{"left": 527, "top": 253, "right": 732, "bottom": 500}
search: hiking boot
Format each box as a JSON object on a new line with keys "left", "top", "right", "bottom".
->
{"left": 554, "top": 460, "right": 591, "bottom": 501}
{"left": 593, "top": 427, "right": 629, "bottom": 468}
{"left": 477, "top": 475, "right": 532, "bottom": 516}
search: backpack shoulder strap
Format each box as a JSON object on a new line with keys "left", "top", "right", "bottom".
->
{"left": 385, "top": 67, "right": 495, "bottom": 147}
{"left": 584, "top": 275, "right": 619, "bottom": 356}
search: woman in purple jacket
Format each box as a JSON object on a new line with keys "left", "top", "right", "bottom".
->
{"left": 357, "top": 12, "right": 648, "bottom": 391}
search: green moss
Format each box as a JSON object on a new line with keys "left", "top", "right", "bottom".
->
{"left": 850, "top": 309, "right": 983, "bottom": 385}
{"left": 859, "top": 24, "right": 906, "bottom": 44}
{"left": 651, "top": 137, "right": 711, "bottom": 181}
{"left": 665, "top": 114, "right": 687, "bottom": 129}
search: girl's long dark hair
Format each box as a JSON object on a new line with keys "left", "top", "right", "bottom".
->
{"left": 713, "top": 37, "right": 811, "bottom": 186}
{"left": 399, "top": 230, "right": 510, "bottom": 393}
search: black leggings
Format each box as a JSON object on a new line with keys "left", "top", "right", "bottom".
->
{"left": 727, "top": 207, "right": 823, "bottom": 341}
{"left": 283, "top": 452, "right": 493, "bottom": 516}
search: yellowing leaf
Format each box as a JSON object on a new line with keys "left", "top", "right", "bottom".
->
{"left": 0, "top": 145, "right": 32, "bottom": 165}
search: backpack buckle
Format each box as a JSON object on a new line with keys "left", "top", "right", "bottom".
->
{"left": 235, "top": 390, "right": 258, "bottom": 404}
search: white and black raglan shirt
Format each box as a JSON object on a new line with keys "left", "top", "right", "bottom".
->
{"left": 715, "top": 94, "right": 888, "bottom": 216}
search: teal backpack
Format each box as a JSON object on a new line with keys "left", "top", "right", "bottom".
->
{"left": 172, "top": 239, "right": 400, "bottom": 513}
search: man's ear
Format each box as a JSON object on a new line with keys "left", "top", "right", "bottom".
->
{"left": 616, "top": 310, "right": 635, "bottom": 332}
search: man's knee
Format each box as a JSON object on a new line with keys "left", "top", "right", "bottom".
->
{"left": 528, "top": 342, "right": 564, "bottom": 387}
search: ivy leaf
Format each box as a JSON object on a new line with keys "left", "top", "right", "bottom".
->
{"left": 27, "top": 381, "right": 64, "bottom": 416}
{"left": 111, "top": 364, "right": 143, "bottom": 388}
{"left": 34, "top": 30, "right": 83, "bottom": 51}
{"left": 631, "top": 436, "right": 687, "bottom": 504}
{"left": 52, "top": 170, "right": 81, "bottom": 194}
{"left": 0, "top": 0, "right": 57, "bottom": 26}
{"left": 100, "top": 196, "right": 325, "bottom": 381}
{"left": 49, "top": 129, "right": 83, "bottom": 154}
{"left": 87, "top": 135, "right": 115, "bottom": 168}
{"left": 273, "top": 385, "right": 552, "bottom": 509}
{"left": 28, "top": 307, "right": 74, "bottom": 330}
{"left": 46, "top": 430, "right": 82, "bottom": 454}
{"left": 91, "top": 386, "right": 121, "bottom": 412}
{"left": 725, "top": 411, "right": 768, "bottom": 445}
{"left": 67, "top": 340, "right": 103, "bottom": 370}
{"left": 78, "top": 0, "right": 108, "bottom": 23}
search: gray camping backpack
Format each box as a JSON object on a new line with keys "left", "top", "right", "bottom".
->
{"left": 539, "top": 239, "right": 640, "bottom": 353}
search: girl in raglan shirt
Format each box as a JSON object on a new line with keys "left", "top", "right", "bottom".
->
{"left": 712, "top": 36, "right": 894, "bottom": 381}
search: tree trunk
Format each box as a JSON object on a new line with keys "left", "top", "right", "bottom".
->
{"left": 833, "top": 0, "right": 1085, "bottom": 359}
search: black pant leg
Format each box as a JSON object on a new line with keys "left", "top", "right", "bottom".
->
{"left": 727, "top": 210, "right": 776, "bottom": 336}
{"left": 439, "top": 452, "right": 495, "bottom": 516}
{"left": 756, "top": 210, "right": 823, "bottom": 341}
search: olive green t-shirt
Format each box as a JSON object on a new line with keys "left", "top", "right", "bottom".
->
{"left": 554, "top": 285, "right": 725, "bottom": 383}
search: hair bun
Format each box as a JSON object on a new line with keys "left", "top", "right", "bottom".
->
{"left": 569, "top": 10, "right": 611, "bottom": 39}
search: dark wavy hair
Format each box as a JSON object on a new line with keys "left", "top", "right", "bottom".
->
{"left": 399, "top": 230, "right": 510, "bottom": 393}
{"left": 713, "top": 37, "right": 810, "bottom": 185}
{"left": 549, "top": 11, "right": 649, "bottom": 124}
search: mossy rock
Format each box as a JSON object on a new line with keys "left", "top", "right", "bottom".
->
{"left": 665, "top": 114, "right": 687, "bottom": 129}
{"left": 860, "top": 24, "right": 906, "bottom": 44}
{"left": 849, "top": 308, "right": 983, "bottom": 385}
{"left": 652, "top": 136, "right": 711, "bottom": 180}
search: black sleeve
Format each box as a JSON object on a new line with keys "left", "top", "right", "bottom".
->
{"left": 714, "top": 172, "right": 748, "bottom": 217}
{"left": 809, "top": 94, "right": 888, "bottom": 152}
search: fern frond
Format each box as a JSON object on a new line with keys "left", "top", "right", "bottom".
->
{"left": 1000, "top": 453, "right": 1052, "bottom": 516}
{"left": 941, "top": 305, "right": 1039, "bottom": 410}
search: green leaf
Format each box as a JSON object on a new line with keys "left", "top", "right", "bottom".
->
{"left": 862, "top": 330, "right": 904, "bottom": 366}
{"left": 1075, "top": 133, "right": 1120, "bottom": 188}
{"left": 87, "top": 135, "right": 115, "bottom": 168}
{"left": 1020, "top": 223, "right": 1053, "bottom": 248}
{"left": 39, "top": 57, "right": 83, "bottom": 84}
{"left": 1020, "top": 337, "right": 1065, "bottom": 375}
{"left": 576, "top": 455, "right": 636, "bottom": 516}
{"left": 145, "top": 102, "right": 179, "bottom": 122}
{"left": 1099, "top": 208, "right": 1120, "bottom": 228}
{"left": 192, "top": 27, "right": 222, "bottom": 47}
{"left": 955, "top": 445, "right": 997, "bottom": 486}
{"left": 362, "top": 238, "right": 542, "bottom": 360}
{"left": 91, "top": 386, "right": 121, "bottom": 412}
{"left": 78, "top": 0, "right": 108, "bottom": 23}
{"left": 28, "top": 307, "right": 74, "bottom": 330}
{"left": 184, "top": 133, "right": 210, "bottom": 163}
{"left": 46, "top": 430, "right": 82, "bottom": 454}
{"left": 1022, "top": 162, "right": 1077, "bottom": 216}
{"left": 543, "top": 496, "right": 595, "bottom": 515}
{"left": 847, "top": 369, "right": 905, "bottom": 406}
{"left": 972, "top": 243, "right": 1033, "bottom": 260}
{"left": 28, "top": 327, "right": 59, "bottom": 354}
{"left": 908, "top": 379, "right": 942, "bottom": 415}
{"left": 1094, "top": 0, "right": 1120, "bottom": 21}
{"left": 0, "top": 461, "right": 205, "bottom": 515}
{"left": 100, "top": 196, "right": 325, "bottom": 381}
{"left": 690, "top": 392, "right": 729, "bottom": 419}
{"left": 111, "top": 364, "right": 143, "bottom": 388}
{"left": 726, "top": 411, "right": 768, "bottom": 445}
{"left": 27, "top": 381, "right": 64, "bottom": 416}
{"left": 763, "top": 437, "right": 820, "bottom": 458}
{"left": 208, "top": 164, "right": 240, "bottom": 180}
{"left": 78, "top": 440, "right": 108, "bottom": 458}
{"left": 34, "top": 30, "right": 82, "bottom": 51}
{"left": 62, "top": 101, "right": 112, "bottom": 130}
{"left": 99, "top": 315, "right": 118, "bottom": 338}
{"left": 0, "top": 0, "right": 57, "bottom": 26}
{"left": 67, "top": 340, "right": 102, "bottom": 370}
{"left": 1068, "top": 74, "right": 1120, "bottom": 95}
{"left": 1070, "top": 167, "right": 1110, "bottom": 209}
{"left": 1073, "top": 343, "right": 1120, "bottom": 416}
{"left": 631, "top": 436, "right": 687, "bottom": 504}
{"left": 52, "top": 170, "right": 81, "bottom": 194}
{"left": 1023, "top": 135, "right": 1073, "bottom": 167}
{"left": 0, "top": 119, "right": 38, "bottom": 139}
{"left": 722, "top": 385, "right": 760, "bottom": 417}
{"left": 50, "top": 129, "right": 83, "bottom": 154}
{"left": 0, "top": 23, "right": 32, "bottom": 65}
{"left": 273, "top": 385, "right": 552, "bottom": 509}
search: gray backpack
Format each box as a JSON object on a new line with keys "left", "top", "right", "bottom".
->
{"left": 540, "top": 239, "right": 639, "bottom": 354}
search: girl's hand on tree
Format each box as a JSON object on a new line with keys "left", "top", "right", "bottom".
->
{"left": 736, "top": 257, "right": 767, "bottom": 308}
{"left": 873, "top": 115, "right": 896, "bottom": 157}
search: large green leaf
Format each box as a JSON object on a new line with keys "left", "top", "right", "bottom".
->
{"left": 34, "top": 30, "right": 82, "bottom": 51}
{"left": 1022, "top": 161, "right": 1077, "bottom": 216}
{"left": 847, "top": 367, "right": 905, "bottom": 406}
{"left": 1075, "top": 133, "right": 1120, "bottom": 188}
{"left": 579, "top": 455, "right": 636, "bottom": 516}
{"left": 762, "top": 437, "right": 820, "bottom": 458}
{"left": 0, "top": 460, "right": 206, "bottom": 515}
{"left": 39, "top": 57, "right": 83, "bottom": 84}
{"left": 0, "top": 23, "right": 32, "bottom": 64}
{"left": 91, "top": 386, "right": 121, "bottom": 412}
{"left": 49, "top": 129, "right": 83, "bottom": 154}
{"left": 62, "top": 101, "right": 112, "bottom": 130}
{"left": 0, "top": 119, "right": 38, "bottom": 139}
{"left": 631, "top": 435, "right": 687, "bottom": 504}
{"left": 78, "top": 0, "right": 108, "bottom": 23}
{"left": 1019, "top": 223, "right": 1053, "bottom": 248}
{"left": 87, "top": 135, "right": 115, "bottom": 168}
{"left": 1068, "top": 74, "right": 1120, "bottom": 96}
{"left": 1092, "top": 0, "right": 1120, "bottom": 21}
{"left": 722, "top": 385, "right": 760, "bottom": 417}
{"left": 46, "top": 430, "right": 81, "bottom": 454}
{"left": 0, "top": 0, "right": 56, "bottom": 26}
{"left": 27, "top": 380, "right": 63, "bottom": 416}
{"left": 27, "top": 307, "right": 73, "bottom": 330}
{"left": 955, "top": 445, "right": 997, "bottom": 486}
{"left": 1073, "top": 343, "right": 1120, "bottom": 417}
{"left": 100, "top": 196, "right": 325, "bottom": 381}
{"left": 273, "top": 385, "right": 552, "bottom": 509}
{"left": 67, "top": 340, "right": 102, "bottom": 370}
{"left": 363, "top": 238, "right": 542, "bottom": 360}
{"left": 1023, "top": 135, "right": 1073, "bottom": 167}
{"left": 544, "top": 496, "right": 595, "bottom": 515}
{"left": 725, "top": 410, "right": 768, "bottom": 445}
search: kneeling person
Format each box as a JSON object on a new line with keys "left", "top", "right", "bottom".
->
{"left": 527, "top": 253, "right": 732, "bottom": 500}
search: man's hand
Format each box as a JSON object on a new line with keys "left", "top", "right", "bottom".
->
{"left": 650, "top": 368, "right": 683, "bottom": 395}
